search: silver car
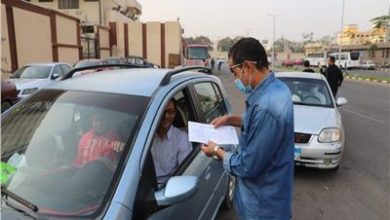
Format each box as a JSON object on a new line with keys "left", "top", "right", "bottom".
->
{"left": 10, "top": 63, "right": 73, "bottom": 99}
{"left": 276, "top": 72, "right": 347, "bottom": 170}
{"left": 1, "top": 66, "right": 235, "bottom": 219}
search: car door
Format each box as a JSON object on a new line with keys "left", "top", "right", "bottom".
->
{"left": 189, "top": 81, "right": 232, "bottom": 218}
{"left": 133, "top": 81, "right": 228, "bottom": 220}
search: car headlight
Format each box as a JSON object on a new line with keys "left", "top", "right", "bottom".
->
{"left": 318, "top": 128, "right": 341, "bottom": 143}
{"left": 21, "top": 88, "right": 38, "bottom": 95}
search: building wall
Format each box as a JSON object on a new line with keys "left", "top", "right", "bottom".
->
{"left": 115, "top": 22, "right": 125, "bottom": 57}
{"left": 29, "top": 0, "right": 141, "bottom": 25}
{"left": 128, "top": 21, "right": 143, "bottom": 57}
{"left": 2, "top": 0, "right": 81, "bottom": 73}
{"left": 146, "top": 22, "right": 161, "bottom": 66}
{"left": 56, "top": 15, "right": 78, "bottom": 45}
{"left": 13, "top": 7, "right": 52, "bottom": 66}
{"left": 58, "top": 47, "right": 79, "bottom": 65}
{"left": 98, "top": 26, "right": 110, "bottom": 59}
{"left": 164, "top": 22, "right": 182, "bottom": 68}
{"left": 1, "top": 5, "right": 12, "bottom": 73}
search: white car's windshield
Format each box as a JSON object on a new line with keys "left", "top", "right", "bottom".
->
{"left": 1, "top": 89, "right": 149, "bottom": 218}
{"left": 278, "top": 77, "right": 334, "bottom": 108}
{"left": 13, "top": 66, "right": 52, "bottom": 79}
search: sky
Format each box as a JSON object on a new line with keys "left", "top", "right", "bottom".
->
{"left": 139, "top": 0, "right": 389, "bottom": 42}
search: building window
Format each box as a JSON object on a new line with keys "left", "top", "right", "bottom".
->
{"left": 383, "top": 49, "right": 385, "bottom": 58}
{"left": 59, "top": 0, "right": 79, "bottom": 9}
{"left": 386, "top": 49, "right": 389, "bottom": 58}
{"left": 39, "top": 0, "right": 53, "bottom": 2}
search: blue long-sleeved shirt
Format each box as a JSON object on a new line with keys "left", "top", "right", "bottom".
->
{"left": 223, "top": 73, "right": 294, "bottom": 220}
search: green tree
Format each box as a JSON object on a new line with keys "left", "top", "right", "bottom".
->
{"left": 217, "top": 36, "right": 243, "bottom": 51}
{"left": 318, "top": 35, "right": 334, "bottom": 45}
{"left": 370, "top": 15, "right": 390, "bottom": 29}
{"left": 302, "top": 32, "right": 314, "bottom": 44}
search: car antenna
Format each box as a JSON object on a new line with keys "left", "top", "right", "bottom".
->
{"left": 160, "top": 66, "right": 211, "bottom": 86}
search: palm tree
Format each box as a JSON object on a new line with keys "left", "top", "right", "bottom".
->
{"left": 370, "top": 15, "right": 390, "bottom": 29}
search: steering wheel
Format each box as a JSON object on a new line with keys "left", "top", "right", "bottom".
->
{"left": 303, "top": 95, "right": 321, "bottom": 104}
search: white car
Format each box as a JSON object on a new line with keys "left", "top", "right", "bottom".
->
{"left": 276, "top": 72, "right": 347, "bottom": 170}
{"left": 10, "top": 63, "right": 72, "bottom": 99}
{"left": 361, "top": 60, "right": 376, "bottom": 70}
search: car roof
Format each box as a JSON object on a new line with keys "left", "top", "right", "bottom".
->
{"left": 47, "top": 68, "right": 206, "bottom": 97}
{"left": 275, "top": 72, "right": 326, "bottom": 80}
{"left": 25, "top": 62, "right": 68, "bottom": 66}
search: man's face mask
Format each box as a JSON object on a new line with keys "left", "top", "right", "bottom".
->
{"left": 234, "top": 66, "right": 253, "bottom": 94}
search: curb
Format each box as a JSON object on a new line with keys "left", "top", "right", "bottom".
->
{"left": 345, "top": 75, "right": 389, "bottom": 84}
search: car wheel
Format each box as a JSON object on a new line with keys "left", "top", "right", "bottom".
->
{"left": 221, "top": 175, "right": 236, "bottom": 209}
{"left": 1, "top": 101, "right": 12, "bottom": 113}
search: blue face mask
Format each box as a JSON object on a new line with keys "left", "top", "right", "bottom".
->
{"left": 234, "top": 68, "right": 253, "bottom": 94}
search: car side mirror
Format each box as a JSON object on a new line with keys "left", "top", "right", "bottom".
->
{"left": 336, "top": 97, "right": 348, "bottom": 106}
{"left": 154, "top": 176, "right": 199, "bottom": 206}
{"left": 52, "top": 73, "right": 60, "bottom": 79}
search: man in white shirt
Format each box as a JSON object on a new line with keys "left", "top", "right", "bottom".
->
{"left": 151, "top": 99, "right": 192, "bottom": 185}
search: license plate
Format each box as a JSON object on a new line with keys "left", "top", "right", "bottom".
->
{"left": 294, "top": 146, "right": 301, "bottom": 160}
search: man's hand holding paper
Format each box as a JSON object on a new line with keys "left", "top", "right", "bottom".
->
{"left": 188, "top": 121, "right": 238, "bottom": 145}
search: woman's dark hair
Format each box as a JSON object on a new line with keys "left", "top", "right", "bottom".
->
{"left": 328, "top": 56, "right": 336, "bottom": 63}
{"left": 304, "top": 60, "right": 310, "bottom": 67}
{"left": 228, "top": 37, "right": 269, "bottom": 70}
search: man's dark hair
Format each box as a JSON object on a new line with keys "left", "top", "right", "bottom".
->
{"left": 228, "top": 37, "right": 269, "bottom": 70}
{"left": 303, "top": 60, "right": 310, "bottom": 67}
{"left": 328, "top": 56, "right": 336, "bottom": 63}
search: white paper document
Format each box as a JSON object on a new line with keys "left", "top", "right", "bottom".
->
{"left": 188, "top": 121, "right": 239, "bottom": 145}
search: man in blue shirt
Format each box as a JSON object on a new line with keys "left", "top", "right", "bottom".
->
{"left": 201, "top": 37, "right": 294, "bottom": 220}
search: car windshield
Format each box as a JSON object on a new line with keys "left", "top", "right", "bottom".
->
{"left": 12, "top": 66, "right": 52, "bottom": 79}
{"left": 1, "top": 89, "right": 149, "bottom": 218}
{"left": 188, "top": 47, "right": 208, "bottom": 60}
{"left": 278, "top": 77, "right": 334, "bottom": 108}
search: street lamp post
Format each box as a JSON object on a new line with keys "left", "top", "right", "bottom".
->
{"left": 269, "top": 14, "right": 280, "bottom": 68}
{"left": 339, "top": 0, "right": 345, "bottom": 67}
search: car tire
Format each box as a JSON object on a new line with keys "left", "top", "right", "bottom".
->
{"left": 1, "top": 101, "right": 12, "bottom": 113}
{"left": 221, "top": 175, "right": 236, "bottom": 209}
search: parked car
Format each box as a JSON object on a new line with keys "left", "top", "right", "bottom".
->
{"left": 282, "top": 59, "right": 295, "bottom": 67}
{"left": 361, "top": 60, "right": 376, "bottom": 70}
{"left": 276, "top": 72, "right": 347, "bottom": 170}
{"left": 1, "top": 66, "right": 235, "bottom": 219}
{"left": 10, "top": 63, "right": 72, "bottom": 99}
{"left": 73, "top": 59, "right": 105, "bottom": 75}
{"left": 103, "top": 57, "right": 126, "bottom": 65}
{"left": 1, "top": 78, "right": 18, "bottom": 113}
{"left": 126, "top": 56, "right": 159, "bottom": 68}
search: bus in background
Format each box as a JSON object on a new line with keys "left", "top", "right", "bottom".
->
{"left": 183, "top": 44, "right": 210, "bottom": 67}
{"left": 306, "top": 52, "right": 327, "bottom": 67}
{"left": 328, "top": 51, "right": 362, "bottom": 69}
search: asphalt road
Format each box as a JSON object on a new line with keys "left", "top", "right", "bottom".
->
{"left": 214, "top": 65, "right": 390, "bottom": 220}
{"left": 345, "top": 69, "right": 390, "bottom": 79}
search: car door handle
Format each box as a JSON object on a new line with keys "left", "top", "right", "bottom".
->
{"left": 204, "top": 166, "right": 212, "bottom": 181}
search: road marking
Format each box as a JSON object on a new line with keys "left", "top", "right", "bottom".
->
{"left": 342, "top": 108, "right": 387, "bottom": 124}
